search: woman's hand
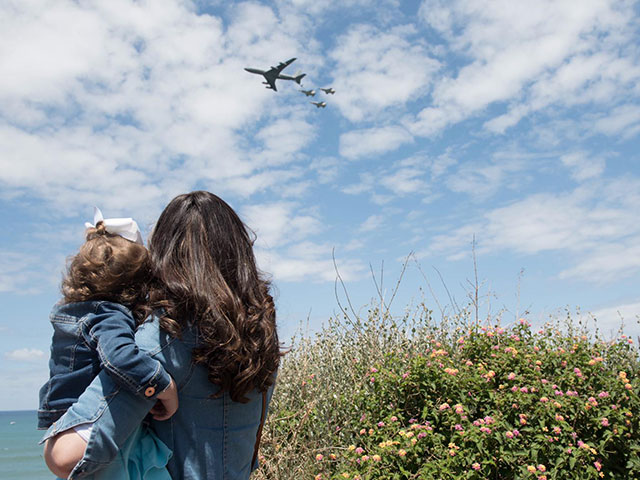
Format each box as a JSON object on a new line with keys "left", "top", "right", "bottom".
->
{"left": 151, "top": 377, "right": 178, "bottom": 420}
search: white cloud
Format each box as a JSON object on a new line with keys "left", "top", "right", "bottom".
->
{"left": 309, "top": 157, "right": 341, "bottom": 184}
{"left": 5, "top": 348, "right": 46, "bottom": 362}
{"left": 0, "top": 0, "right": 315, "bottom": 218}
{"left": 242, "top": 202, "right": 323, "bottom": 249}
{"left": 592, "top": 104, "right": 640, "bottom": 137}
{"left": 420, "top": 177, "right": 640, "bottom": 282}
{"left": 560, "top": 152, "right": 606, "bottom": 182}
{"left": 588, "top": 301, "right": 640, "bottom": 339}
{"left": 359, "top": 214, "right": 384, "bottom": 233}
{"left": 445, "top": 158, "right": 529, "bottom": 198}
{"left": 559, "top": 242, "right": 640, "bottom": 283}
{"left": 0, "top": 250, "right": 45, "bottom": 294}
{"left": 412, "top": 0, "right": 639, "bottom": 136}
{"left": 340, "top": 126, "right": 413, "bottom": 160}
{"left": 330, "top": 24, "right": 440, "bottom": 122}
{"left": 256, "top": 241, "right": 365, "bottom": 283}
{"left": 379, "top": 158, "right": 428, "bottom": 195}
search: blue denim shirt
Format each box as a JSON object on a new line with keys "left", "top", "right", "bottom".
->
{"left": 42, "top": 317, "right": 275, "bottom": 480}
{"left": 38, "top": 301, "right": 171, "bottom": 429}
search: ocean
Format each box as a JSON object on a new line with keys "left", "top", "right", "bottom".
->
{"left": 0, "top": 410, "right": 52, "bottom": 479}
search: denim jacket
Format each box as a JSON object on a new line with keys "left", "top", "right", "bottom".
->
{"left": 42, "top": 317, "right": 275, "bottom": 480}
{"left": 38, "top": 301, "right": 171, "bottom": 429}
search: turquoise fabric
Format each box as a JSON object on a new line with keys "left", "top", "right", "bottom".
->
{"left": 84, "top": 424, "right": 171, "bottom": 480}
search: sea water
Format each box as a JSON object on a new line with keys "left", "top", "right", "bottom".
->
{"left": 0, "top": 410, "right": 51, "bottom": 479}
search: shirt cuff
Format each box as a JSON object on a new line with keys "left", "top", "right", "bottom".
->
{"left": 140, "top": 364, "right": 171, "bottom": 399}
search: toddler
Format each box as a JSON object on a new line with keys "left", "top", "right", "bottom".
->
{"left": 38, "top": 208, "right": 177, "bottom": 479}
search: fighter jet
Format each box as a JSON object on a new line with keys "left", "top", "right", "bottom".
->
{"left": 311, "top": 101, "right": 326, "bottom": 108}
{"left": 320, "top": 87, "right": 335, "bottom": 94}
{"left": 300, "top": 89, "right": 316, "bottom": 97}
{"left": 244, "top": 58, "right": 306, "bottom": 92}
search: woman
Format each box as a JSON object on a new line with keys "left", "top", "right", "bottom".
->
{"left": 44, "top": 191, "right": 281, "bottom": 479}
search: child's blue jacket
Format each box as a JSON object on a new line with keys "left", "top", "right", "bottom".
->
{"left": 38, "top": 301, "right": 172, "bottom": 429}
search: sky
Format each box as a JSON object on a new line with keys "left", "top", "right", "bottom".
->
{"left": 1, "top": 0, "right": 639, "bottom": 411}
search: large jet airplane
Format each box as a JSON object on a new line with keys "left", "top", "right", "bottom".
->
{"left": 244, "top": 58, "right": 306, "bottom": 92}
{"left": 311, "top": 101, "right": 326, "bottom": 108}
{"left": 300, "top": 89, "right": 316, "bottom": 97}
{"left": 320, "top": 87, "right": 335, "bottom": 94}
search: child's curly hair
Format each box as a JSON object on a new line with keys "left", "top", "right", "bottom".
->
{"left": 61, "top": 222, "right": 151, "bottom": 321}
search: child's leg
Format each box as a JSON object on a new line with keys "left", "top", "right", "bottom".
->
{"left": 44, "top": 427, "right": 89, "bottom": 479}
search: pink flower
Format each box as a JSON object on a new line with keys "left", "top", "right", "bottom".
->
{"left": 402, "top": 372, "right": 409, "bottom": 379}
{"left": 594, "top": 461, "right": 602, "bottom": 472}
{"left": 417, "top": 432, "right": 427, "bottom": 438}
{"left": 508, "top": 372, "right": 516, "bottom": 380}
{"left": 539, "top": 396, "right": 549, "bottom": 403}
{"left": 370, "top": 367, "right": 378, "bottom": 373}
{"left": 505, "top": 431, "right": 514, "bottom": 439}
{"left": 370, "top": 377, "right": 375, "bottom": 383}
{"left": 390, "top": 416, "right": 398, "bottom": 422}
{"left": 377, "top": 421, "right": 385, "bottom": 427}
{"left": 439, "top": 403, "right": 450, "bottom": 411}
{"left": 520, "top": 387, "right": 529, "bottom": 393}
{"left": 601, "top": 418, "right": 609, "bottom": 427}
{"left": 454, "top": 424, "right": 463, "bottom": 431}
{"left": 471, "top": 462, "right": 481, "bottom": 470}
{"left": 598, "top": 391, "right": 609, "bottom": 398}
{"left": 355, "top": 447, "right": 364, "bottom": 454}
{"left": 315, "top": 454, "right": 324, "bottom": 461}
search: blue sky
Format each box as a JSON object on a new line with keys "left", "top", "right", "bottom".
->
{"left": 1, "top": 0, "right": 640, "bottom": 410}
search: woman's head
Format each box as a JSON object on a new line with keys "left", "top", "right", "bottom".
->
{"left": 148, "top": 191, "right": 280, "bottom": 402}
{"left": 62, "top": 222, "right": 151, "bottom": 319}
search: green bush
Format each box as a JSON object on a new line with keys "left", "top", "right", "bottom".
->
{"left": 254, "top": 304, "right": 639, "bottom": 480}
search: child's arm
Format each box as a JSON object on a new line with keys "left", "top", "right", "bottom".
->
{"left": 82, "top": 302, "right": 178, "bottom": 417}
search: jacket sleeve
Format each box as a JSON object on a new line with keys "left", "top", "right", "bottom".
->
{"left": 82, "top": 303, "right": 171, "bottom": 399}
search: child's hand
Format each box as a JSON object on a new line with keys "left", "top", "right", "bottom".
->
{"left": 151, "top": 377, "right": 178, "bottom": 421}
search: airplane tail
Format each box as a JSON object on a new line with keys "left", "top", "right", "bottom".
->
{"left": 294, "top": 73, "right": 306, "bottom": 85}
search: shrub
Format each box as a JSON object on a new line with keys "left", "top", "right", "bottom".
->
{"left": 254, "top": 304, "right": 639, "bottom": 480}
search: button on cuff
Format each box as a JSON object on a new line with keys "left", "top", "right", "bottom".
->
{"left": 144, "top": 386, "right": 156, "bottom": 397}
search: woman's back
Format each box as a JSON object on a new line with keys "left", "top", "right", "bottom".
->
{"left": 136, "top": 318, "right": 273, "bottom": 480}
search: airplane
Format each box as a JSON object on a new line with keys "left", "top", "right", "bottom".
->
{"left": 244, "top": 58, "right": 306, "bottom": 92}
{"left": 320, "top": 87, "right": 335, "bottom": 94}
{"left": 311, "top": 101, "right": 326, "bottom": 108}
{"left": 300, "top": 89, "right": 316, "bottom": 97}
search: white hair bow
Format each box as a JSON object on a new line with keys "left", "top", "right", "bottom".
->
{"left": 84, "top": 207, "right": 143, "bottom": 244}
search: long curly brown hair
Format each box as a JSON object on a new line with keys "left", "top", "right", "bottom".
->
{"left": 61, "top": 223, "right": 151, "bottom": 321}
{"left": 146, "top": 191, "right": 280, "bottom": 402}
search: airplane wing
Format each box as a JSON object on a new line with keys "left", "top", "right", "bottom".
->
{"left": 262, "top": 58, "right": 296, "bottom": 91}
{"left": 266, "top": 58, "right": 296, "bottom": 77}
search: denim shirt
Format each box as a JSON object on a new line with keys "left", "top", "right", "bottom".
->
{"left": 42, "top": 317, "right": 275, "bottom": 480}
{"left": 38, "top": 301, "right": 171, "bottom": 429}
